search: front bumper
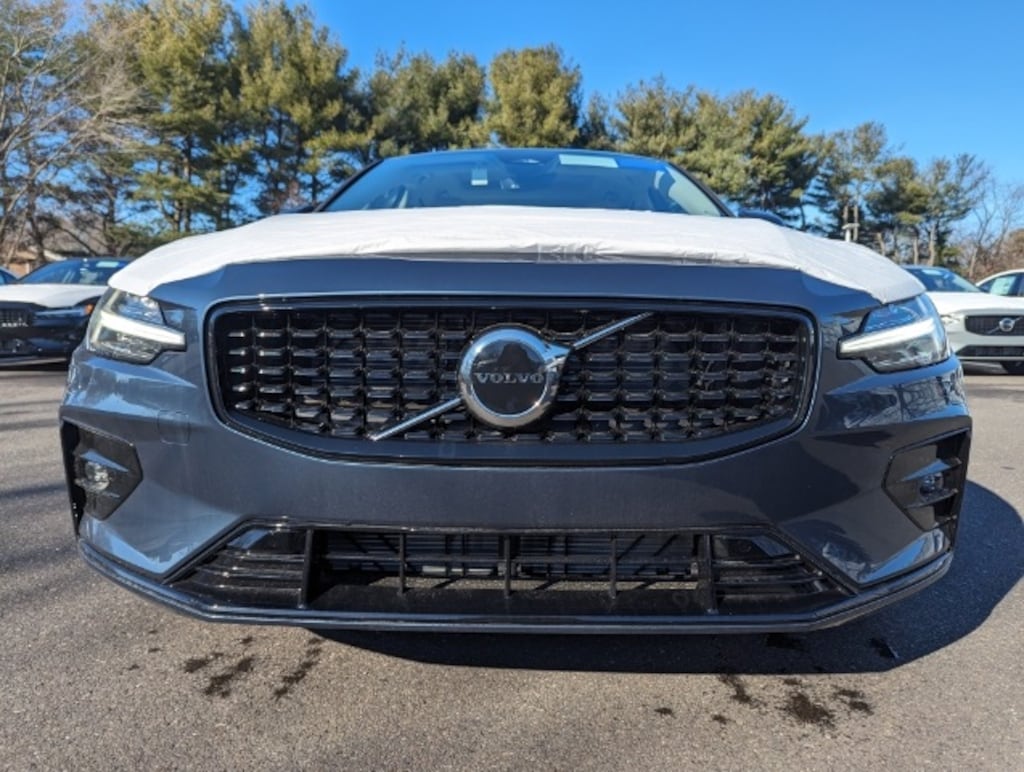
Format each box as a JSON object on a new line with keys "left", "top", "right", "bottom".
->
{"left": 61, "top": 356, "right": 971, "bottom": 633}
{"left": 946, "top": 323, "right": 1024, "bottom": 362}
{"left": 0, "top": 317, "right": 89, "bottom": 361}
{"left": 79, "top": 538, "right": 954, "bottom": 634}
{"left": 59, "top": 261, "right": 973, "bottom": 632}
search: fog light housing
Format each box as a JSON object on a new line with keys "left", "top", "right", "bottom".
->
{"left": 884, "top": 431, "right": 971, "bottom": 534}
{"left": 61, "top": 423, "right": 142, "bottom": 526}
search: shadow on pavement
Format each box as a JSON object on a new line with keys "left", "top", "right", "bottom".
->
{"left": 320, "top": 480, "right": 1021, "bottom": 674}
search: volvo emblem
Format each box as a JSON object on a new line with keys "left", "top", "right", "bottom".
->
{"left": 458, "top": 327, "right": 570, "bottom": 428}
{"left": 999, "top": 317, "right": 1018, "bottom": 333}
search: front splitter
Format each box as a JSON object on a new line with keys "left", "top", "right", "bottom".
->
{"left": 79, "top": 540, "right": 953, "bottom": 635}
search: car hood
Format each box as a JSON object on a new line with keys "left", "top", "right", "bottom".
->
{"left": 109, "top": 206, "right": 923, "bottom": 304}
{"left": 926, "top": 291, "right": 1024, "bottom": 314}
{"left": 0, "top": 283, "right": 105, "bottom": 308}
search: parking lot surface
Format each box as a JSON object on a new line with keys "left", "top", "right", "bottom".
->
{"left": 0, "top": 363, "right": 1021, "bottom": 770}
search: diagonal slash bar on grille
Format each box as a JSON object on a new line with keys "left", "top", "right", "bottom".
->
{"left": 368, "top": 311, "right": 654, "bottom": 441}
{"left": 368, "top": 397, "right": 464, "bottom": 443}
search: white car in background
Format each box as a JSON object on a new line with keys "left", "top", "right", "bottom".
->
{"left": 977, "top": 269, "right": 1024, "bottom": 297}
{"left": 905, "top": 265, "right": 1024, "bottom": 374}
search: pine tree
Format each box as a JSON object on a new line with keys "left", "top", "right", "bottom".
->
{"left": 237, "top": 0, "right": 358, "bottom": 214}
{"left": 486, "top": 45, "right": 581, "bottom": 147}
{"left": 362, "top": 49, "right": 486, "bottom": 161}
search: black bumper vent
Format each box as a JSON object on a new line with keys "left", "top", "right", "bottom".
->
{"left": 957, "top": 345, "right": 1024, "bottom": 358}
{"left": 171, "top": 527, "right": 846, "bottom": 619}
{"left": 210, "top": 300, "right": 813, "bottom": 460}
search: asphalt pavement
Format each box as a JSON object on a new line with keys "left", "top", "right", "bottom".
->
{"left": 0, "top": 363, "right": 1020, "bottom": 771}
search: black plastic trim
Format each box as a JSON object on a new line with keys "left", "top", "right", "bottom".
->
{"left": 79, "top": 539, "right": 952, "bottom": 634}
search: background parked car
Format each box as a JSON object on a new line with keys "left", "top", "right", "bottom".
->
{"left": 977, "top": 269, "right": 1024, "bottom": 296}
{"left": 905, "top": 265, "right": 1024, "bottom": 374}
{"left": 0, "top": 258, "right": 129, "bottom": 362}
{"left": 0, "top": 266, "right": 18, "bottom": 285}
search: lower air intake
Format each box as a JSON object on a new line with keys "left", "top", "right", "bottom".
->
{"left": 171, "top": 527, "right": 846, "bottom": 619}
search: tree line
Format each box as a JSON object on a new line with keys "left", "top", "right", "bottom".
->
{"left": 2, "top": 0, "right": 1022, "bottom": 277}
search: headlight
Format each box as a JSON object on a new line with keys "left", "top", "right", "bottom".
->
{"left": 85, "top": 290, "right": 186, "bottom": 363}
{"left": 838, "top": 295, "right": 949, "bottom": 372}
{"left": 33, "top": 302, "right": 95, "bottom": 321}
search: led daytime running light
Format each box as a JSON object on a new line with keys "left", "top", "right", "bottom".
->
{"left": 93, "top": 308, "right": 185, "bottom": 348}
{"left": 838, "top": 318, "right": 939, "bottom": 356}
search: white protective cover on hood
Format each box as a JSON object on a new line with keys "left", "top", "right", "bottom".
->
{"left": 0, "top": 283, "right": 106, "bottom": 308}
{"left": 110, "top": 206, "right": 923, "bottom": 304}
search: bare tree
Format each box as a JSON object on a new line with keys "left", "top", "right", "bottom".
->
{"left": 0, "top": 0, "right": 141, "bottom": 266}
{"left": 956, "top": 178, "right": 1024, "bottom": 280}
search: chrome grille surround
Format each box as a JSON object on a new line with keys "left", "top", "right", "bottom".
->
{"left": 209, "top": 299, "right": 815, "bottom": 464}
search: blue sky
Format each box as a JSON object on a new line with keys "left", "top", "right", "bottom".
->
{"left": 304, "top": 0, "right": 1023, "bottom": 183}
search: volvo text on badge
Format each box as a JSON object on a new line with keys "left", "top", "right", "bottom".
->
{"left": 458, "top": 327, "right": 569, "bottom": 429}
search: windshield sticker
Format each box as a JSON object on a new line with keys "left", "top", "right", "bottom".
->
{"left": 558, "top": 154, "right": 618, "bottom": 168}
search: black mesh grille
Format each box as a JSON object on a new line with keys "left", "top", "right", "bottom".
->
{"left": 171, "top": 527, "right": 846, "bottom": 619}
{"left": 0, "top": 306, "right": 32, "bottom": 327}
{"left": 964, "top": 316, "right": 1024, "bottom": 335}
{"left": 210, "top": 300, "right": 812, "bottom": 457}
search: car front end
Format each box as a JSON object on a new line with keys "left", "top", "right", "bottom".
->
{"left": 59, "top": 205, "right": 971, "bottom": 634}
{"left": 934, "top": 297, "right": 1024, "bottom": 366}
{"left": 1, "top": 293, "right": 98, "bottom": 361}
{"left": 0, "top": 260, "right": 128, "bottom": 363}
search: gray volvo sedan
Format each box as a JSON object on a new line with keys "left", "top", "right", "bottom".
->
{"left": 60, "top": 149, "right": 970, "bottom": 633}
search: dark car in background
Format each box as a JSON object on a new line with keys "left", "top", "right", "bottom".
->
{"left": 0, "top": 266, "right": 18, "bottom": 285}
{"left": 0, "top": 258, "right": 129, "bottom": 362}
{"left": 61, "top": 149, "right": 970, "bottom": 633}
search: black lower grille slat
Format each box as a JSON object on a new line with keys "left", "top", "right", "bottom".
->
{"left": 957, "top": 345, "right": 1024, "bottom": 357}
{"left": 171, "top": 527, "right": 846, "bottom": 617}
{"left": 211, "top": 300, "right": 812, "bottom": 458}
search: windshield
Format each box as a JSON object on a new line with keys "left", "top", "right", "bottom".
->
{"left": 909, "top": 267, "right": 981, "bottom": 293}
{"left": 323, "top": 149, "right": 727, "bottom": 217}
{"left": 21, "top": 260, "right": 126, "bottom": 286}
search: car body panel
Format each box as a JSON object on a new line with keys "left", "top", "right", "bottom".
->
{"left": 0, "top": 283, "right": 109, "bottom": 308}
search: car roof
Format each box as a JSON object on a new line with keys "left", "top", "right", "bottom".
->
{"left": 978, "top": 268, "right": 1024, "bottom": 280}
{"left": 377, "top": 147, "right": 666, "bottom": 164}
